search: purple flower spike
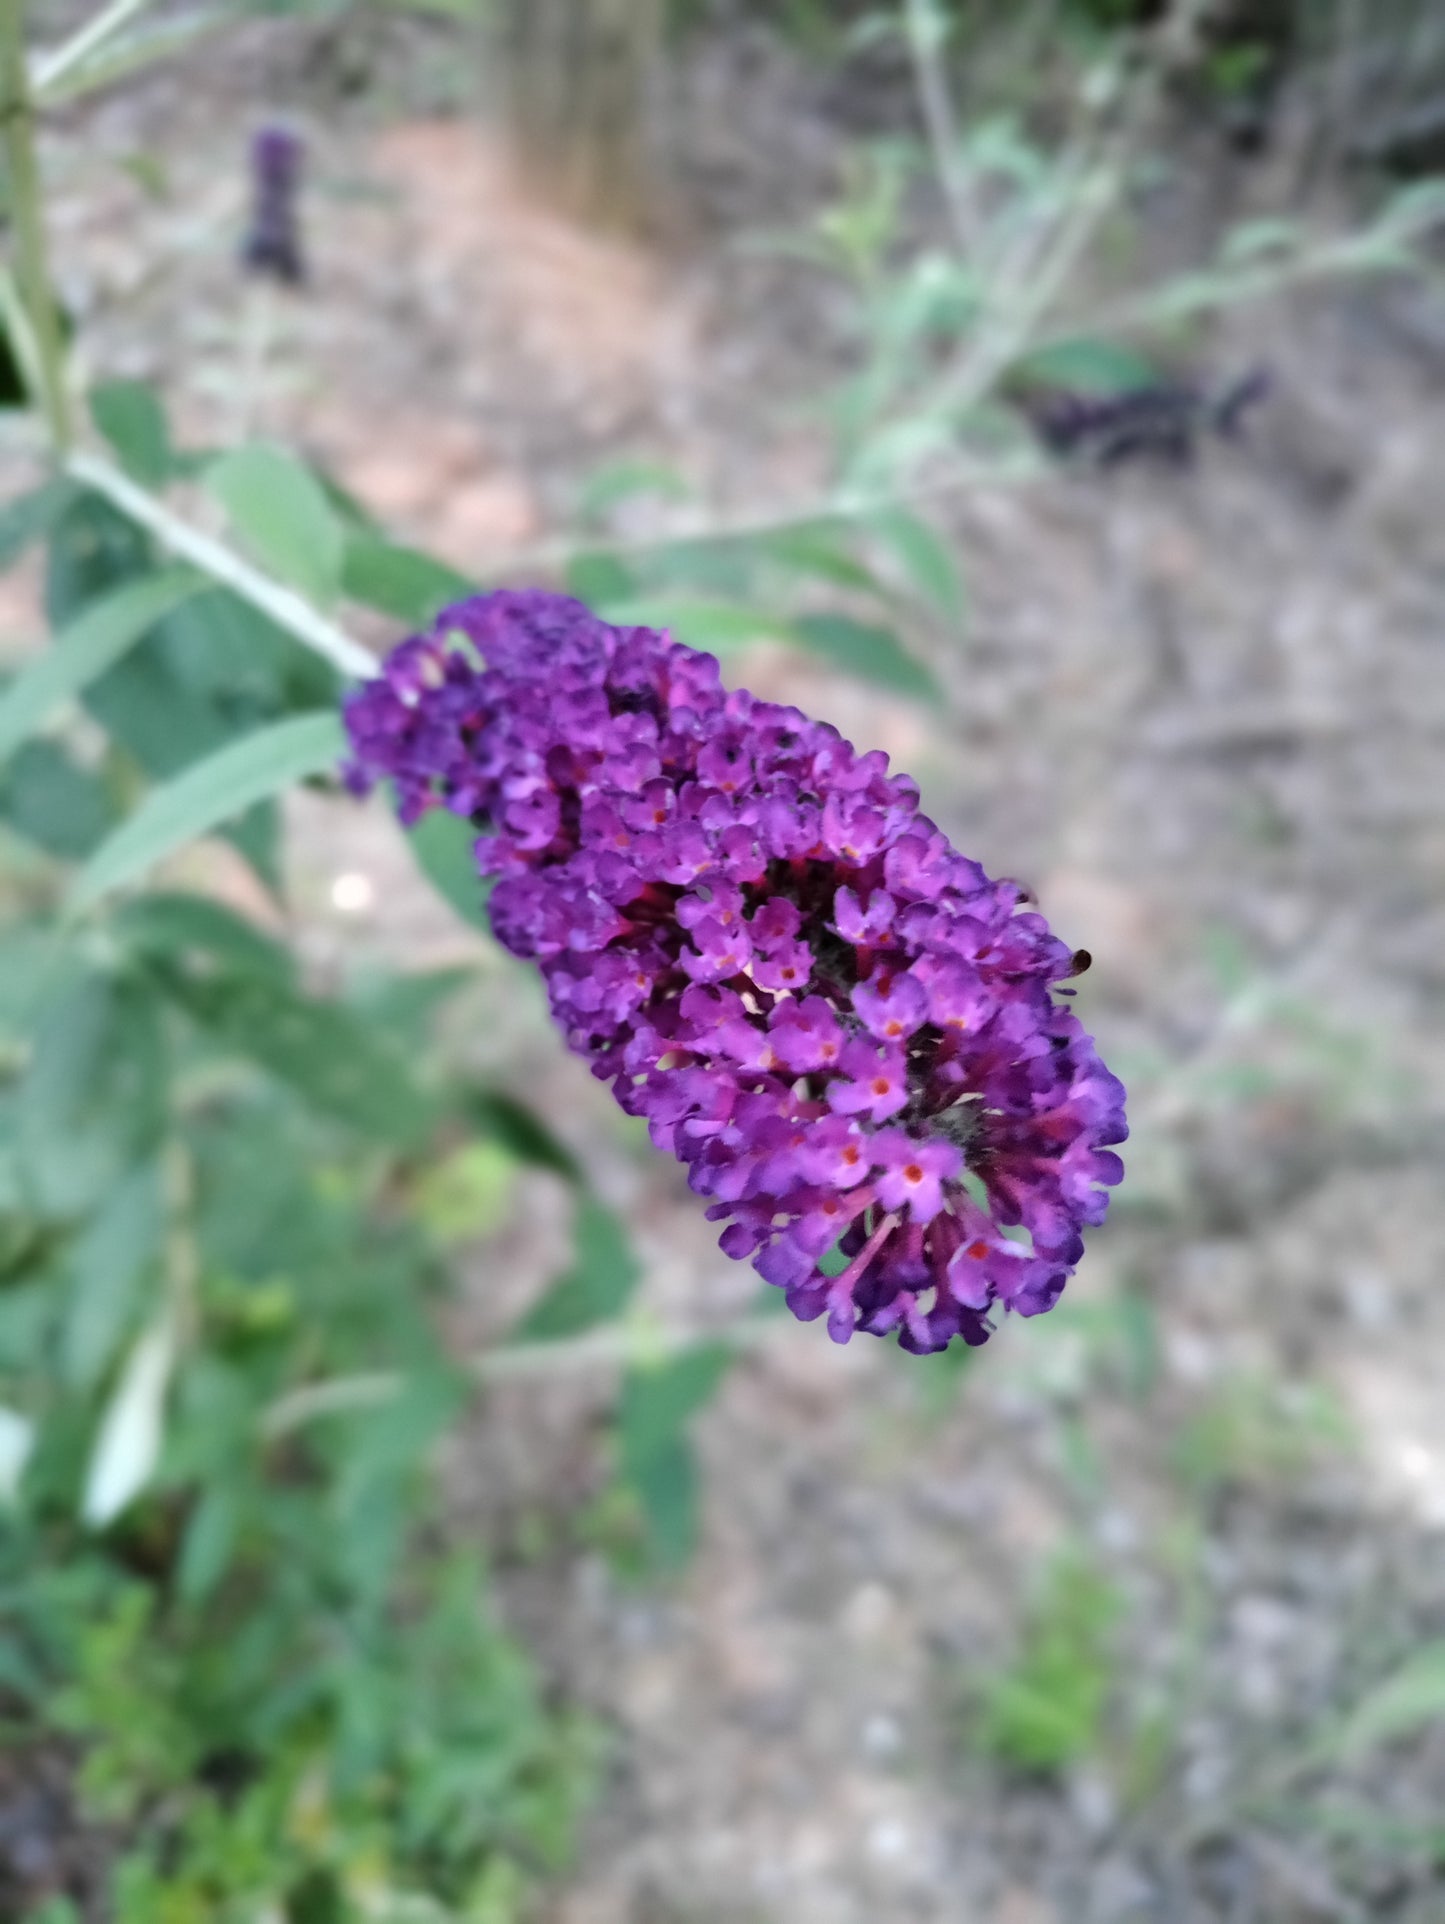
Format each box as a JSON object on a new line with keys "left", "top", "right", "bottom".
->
{"left": 242, "top": 123, "right": 306, "bottom": 286}
{"left": 342, "top": 590, "right": 1127, "bottom": 1353}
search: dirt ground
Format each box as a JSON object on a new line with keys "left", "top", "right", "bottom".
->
{"left": 9, "top": 11, "right": 1445, "bottom": 1921}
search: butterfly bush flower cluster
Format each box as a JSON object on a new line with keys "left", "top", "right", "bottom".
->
{"left": 344, "top": 592, "right": 1126, "bottom": 1353}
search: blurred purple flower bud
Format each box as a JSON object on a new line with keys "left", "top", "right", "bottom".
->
{"left": 242, "top": 123, "right": 306, "bottom": 286}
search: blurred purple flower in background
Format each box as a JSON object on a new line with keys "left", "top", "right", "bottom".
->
{"left": 344, "top": 593, "right": 1126, "bottom": 1354}
{"left": 1023, "top": 366, "right": 1272, "bottom": 468}
{"left": 242, "top": 123, "right": 306, "bottom": 285}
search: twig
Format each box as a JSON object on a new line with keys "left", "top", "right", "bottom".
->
{"left": 479, "top": 448, "right": 1041, "bottom": 582}
{"left": 66, "top": 449, "right": 378, "bottom": 681}
{"left": 904, "top": 0, "right": 975, "bottom": 255}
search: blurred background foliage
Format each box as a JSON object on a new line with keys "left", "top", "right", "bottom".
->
{"left": 3, "top": 0, "right": 1445, "bottom": 1920}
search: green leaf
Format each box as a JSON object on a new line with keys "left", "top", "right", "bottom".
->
{"left": 407, "top": 807, "right": 493, "bottom": 929}
{"left": 75, "top": 582, "right": 337, "bottom": 895}
{"left": 206, "top": 443, "right": 345, "bottom": 607}
{"left": 349, "top": 965, "right": 471, "bottom": 1047}
{"left": 976, "top": 1550, "right": 1121, "bottom": 1772}
{"left": 17, "top": 973, "right": 168, "bottom": 1217}
{"left": 0, "top": 568, "right": 203, "bottom": 766}
{"left": 594, "top": 597, "right": 786, "bottom": 653}
{"left": 0, "top": 740, "right": 114, "bottom": 859}
{"left": 151, "top": 585, "right": 340, "bottom": 710}
{"left": 624, "top": 1444, "right": 700, "bottom": 1570}
{"left": 78, "top": 602, "right": 291, "bottom": 896}
{"left": 790, "top": 612, "right": 939, "bottom": 698}
{"left": 574, "top": 458, "right": 690, "bottom": 524}
{"left": 868, "top": 505, "right": 965, "bottom": 622}
{"left": 1218, "top": 217, "right": 1300, "bottom": 265}
{"left": 169, "top": 967, "right": 435, "bottom": 1145}
{"left": 44, "top": 490, "right": 151, "bottom": 629}
{"left": 764, "top": 520, "right": 883, "bottom": 596}
{"left": 1319, "top": 1644, "right": 1445, "bottom": 1766}
{"left": 465, "top": 1089, "right": 581, "bottom": 1182}
{"left": 342, "top": 536, "right": 473, "bottom": 625}
{"left": 620, "top": 1342, "right": 733, "bottom": 1459}
{"left": 89, "top": 379, "right": 174, "bottom": 487}
{"left": 565, "top": 551, "right": 639, "bottom": 608}
{"left": 117, "top": 891, "right": 294, "bottom": 984}
{"left": 618, "top": 1342, "right": 733, "bottom": 1568}
{"left": 175, "top": 1482, "right": 241, "bottom": 1605}
{"left": 61, "top": 1160, "right": 164, "bottom": 1390}
{"left": 69, "top": 711, "right": 344, "bottom": 911}
{"left": 0, "top": 926, "right": 78, "bottom": 1040}
{"left": 518, "top": 1195, "right": 640, "bottom": 1340}
{"left": 1010, "top": 337, "right": 1160, "bottom": 394}
{"left": 1378, "top": 178, "right": 1445, "bottom": 243}
{"left": 0, "top": 476, "right": 75, "bottom": 572}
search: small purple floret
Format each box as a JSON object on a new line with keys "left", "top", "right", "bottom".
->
{"left": 342, "top": 591, "right": 1127, "bottom": 1353}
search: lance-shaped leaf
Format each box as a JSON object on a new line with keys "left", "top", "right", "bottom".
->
{"left": 1311, "top": 1643, "right": 1445, "bottom": 1767}
{"left": 342, "top": 536, "right": 473, "bottom": 626}
{"left": 868, "top": 505, "right": 965, "bottom": 623}
{"left": 620, "top": 1341, "right": 734, "bottom": 1567}
{"left": 791, "top": 612, "right": 939, "bottom": 698}
{"left": 518, "top": 1194, "right": 640, "bottom": 1340}
{"left": 167, "top": 964, "right": 437, "bottom": 1146}
{"left": 69, "top": 711, "right": 344, "bottom": 910}
{"left": 207, "top": 443, "right": 345, "bottom": 607}
{"left": 0, "top": 567, "right": 202, "bottom": 766}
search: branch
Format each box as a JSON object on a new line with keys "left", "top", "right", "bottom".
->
{"left": 904, "top": 0, "right": 975, "bottom": 255}
{"left": 67, "top": 449, "right": 379, "bottom": 681}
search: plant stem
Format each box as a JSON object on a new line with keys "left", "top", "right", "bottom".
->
{"left": 904, "top": 0, "right": 975, "bottom": 256}
{"left": 480, "top": 448, "right": 1042, "bottom": 582}
{"left": 67, "top": 449, "right": 378, "bottom": 681}
{"left": 0, "top": 0, "right": 72, "bottom": 448}
{"left": 29, "top": 0, "right": 153, "bottom": 97}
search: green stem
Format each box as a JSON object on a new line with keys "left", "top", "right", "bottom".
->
{"left": 904, "top": 0, "right": 972, "bottom": 252}
{"left": 68, "top": 449, "right": 378, "bottom": 680}
{"left": 0, "top": 0, "right": 72, "bottom": 448}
